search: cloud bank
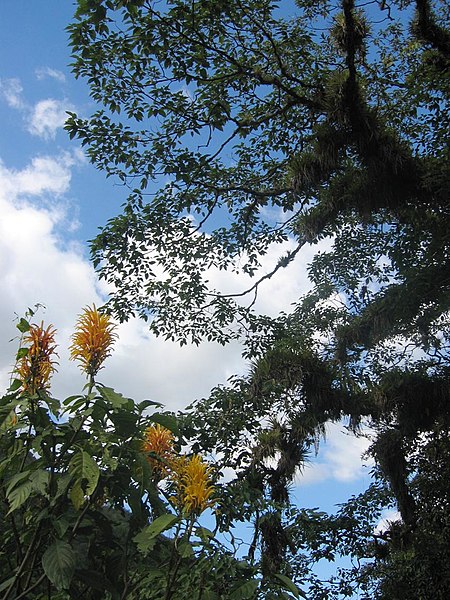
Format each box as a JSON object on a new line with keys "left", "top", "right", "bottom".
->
{"left": 0, "top": 151, "right": 248, "bottom": 410}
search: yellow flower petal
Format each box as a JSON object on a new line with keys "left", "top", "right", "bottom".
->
{"left": 69, "top": 305, "right": 117, "bottom": 376}
{"left": 171, "top": 454, "right": 216, "bottom": 515}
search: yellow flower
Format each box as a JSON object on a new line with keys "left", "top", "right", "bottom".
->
{"left": 69, "top": 305, "right": 117, "bottom": 376}
{"left": 142, "top": 424, "right": 176, "bottom": 475}
{"left": 171, "top": 454, "right": 216, "bottom": 516}
{"left": 16, "top": 322, "right": 58, "bottom": 394}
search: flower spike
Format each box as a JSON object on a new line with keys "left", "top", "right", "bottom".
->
{"left": 16, "top": 322, "right": 58, "bottom": 394}
{"left": 142, "top": 424, "right": 176, "bottom": 476}
{"left": 171, "top": 454, "right": 216, "bottom": 516}
{"left": 70, "top": 305, "right": 117, "bottom": 376}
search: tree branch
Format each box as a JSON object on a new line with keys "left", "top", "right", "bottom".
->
{"left": 414, "top": 0, "right": 450, "bottom": 57}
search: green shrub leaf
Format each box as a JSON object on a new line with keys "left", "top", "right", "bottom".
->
{"left": 151, "top": 413, "right": 180, "bottom": 436}
{"left": 230, "top": 579, "right": 259, "bottom": 599}
{"left": 134, "top": 514, "right": 178, "bottom": 552}
{"left": 97, "top": 385, "right": 129, "bottom": 408}
{"left": 7, "top": 479, "right": 33, "bottom": 514}
{"left": 69, "top": 450, "right": 100, "bottom": 497}
{"left": 274, "top": 573, "right": 305, "bottom": 598}
{"left": 42, "top": 540, "right": 76, "bottom": 590}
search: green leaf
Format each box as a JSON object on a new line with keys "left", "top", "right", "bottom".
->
{"left": 0, "top": 576, "right": 17, "bottom": 593}
{"left": 16, "top": 318, "right": 30, "bottom": 333}
{"left": 134, "top": 514, "right": 178, "bottom": 552}
{"left": 201, "top": 591, "right": 218, "bottom": 600}
{"left": 151, "top": 413, "right": 180, "bottom": 436}
{"left": 63, "top": 394, "right": 84, "bottom": 406}
{"left": 42, "top": 540, "right": 76, "bottom": 590}
{"left": 6, "top": 471, "right": 30, "bottom": 496}
{"left": 53, "top": 517, "right": 71, "bottom": 538}
{"left": 7, "top": 480, "right": 32, "bottom": 514}
{"left": 138, "top": 399, "right": 163, "bottom": 412}
{"left": 97, "top": 385, "right": 129, "bottom": 408}
{"left": 9, "top": 378, "right": 22, "bottom": 392}
{"left": 196, "top": 526, "right": 215, "bottom": 543}
{"left": 38, "top": 390, "right": 60, "bottom": 416}
{"left": 16, "top": 347, "right": 28, "bottom": 359}
{"left": 69, "top": 450, "right": 100, "bottom": 497}
{"left": 230, "top": 580, "right": 259, "bottom": 599}
{"left": 177, "top": 541, "right": 194, "bottom": 558}
{"left": 70, "top": 479, "right": 85, "bottom": 510}
{"left": 132, "top": 451, "right": 154, "bottom": 493}
{"left": 110, "top": 409, "right": 138, "bottom": 437}
{"left": 30, "top": 469, "right": 50, "bottom": 495}
{"left": 274, "top": 574, "right": 305, "bottom": 598}
{"left": 0, "top": 402, "right": 21, "bottom": 431}
{"left": 52, "top": 473, "right": 72, "bottom": 504}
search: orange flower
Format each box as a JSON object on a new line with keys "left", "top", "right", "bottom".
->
{"left": 171, "top": 454, "right": 216, "bottom": 516}
{"left": 142, "top": 424, "right": 176, "bottom": 475}
{"left": 16, "top": 322, "right": 58, "bottom": 394}
{"left": 69, "top": 305, "right": 117, "bottom": 376}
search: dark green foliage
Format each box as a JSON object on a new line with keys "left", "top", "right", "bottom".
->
{"left": 67, "top": 0, "right": 449, "bottom": 349}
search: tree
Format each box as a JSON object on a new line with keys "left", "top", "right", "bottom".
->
{"left": 66, "top": 0, "right": 450, "bottom": 596}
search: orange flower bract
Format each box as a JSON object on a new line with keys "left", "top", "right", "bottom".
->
{"left": 69, "top": 305, "right": 117, "bottom": 376}
{"left": 142, "top": 424, "right": 176, "bottom": 475}
{"left": 141, "top": 425, "right": 216, "bottom": 514}
{"left": 16, "top": 322, "right": 58, "bottom": 394}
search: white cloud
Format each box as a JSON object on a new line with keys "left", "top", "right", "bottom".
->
{"left": 102, "top": 325, "right": 245, "bottom": 411}
{"left": 0, "top": 78, "right": 25, "bottom": 109}
{"left": 374, "top": 509, "right": 401, "bottom": 534}
{"left": 35, "top": 67, "right": 66, "bottom": 83}
{"left": 0, "top": 158, "right": 102, "bottom": 397}
{"left": 206, "top": 237, "right": 332, "bottom": 319}
{"left": 0, "top": 155, "right": 74, "bottom": 199}
{"left": 298, "top": 422, "right": 374, "bottom": 485}
{"left": 0, "top": 152, "right": 249, "bottom": 409}
{"left": 28, "top": 98, "right": 74, "bottom": 139}
{"left": 0, "top": 78, "right": 74, "bottom": 139}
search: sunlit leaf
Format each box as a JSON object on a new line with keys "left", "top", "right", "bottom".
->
{"left": 16, "top": 318, "right": 30, "bottom": 333}
{"left": 177, "top": 541, "right": 194, "bottom": 558}
{"left": 70, "top": 479, "right": 85, "bottom": 510}
{"left": 69, "top": 449, "right": 100, "bottom": 499}
{"left": 7, "top": 480, "right": 32, "bottom": 514}
{"left": 97, "top": 385, "right": 129, "bottom": 408}
{"left": 134, "top": 514, "right": 178, "bottom": 552}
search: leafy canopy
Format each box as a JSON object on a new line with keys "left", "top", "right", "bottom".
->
{"left": 66, "top": 0, "right": 450, "bottom": 597}
{"left": 67, "top": 0, "right": 449, "bottom": 354}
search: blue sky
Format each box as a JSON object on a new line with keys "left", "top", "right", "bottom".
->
{"left": 0, "top": 0, "right": 391, "bottom": 567}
